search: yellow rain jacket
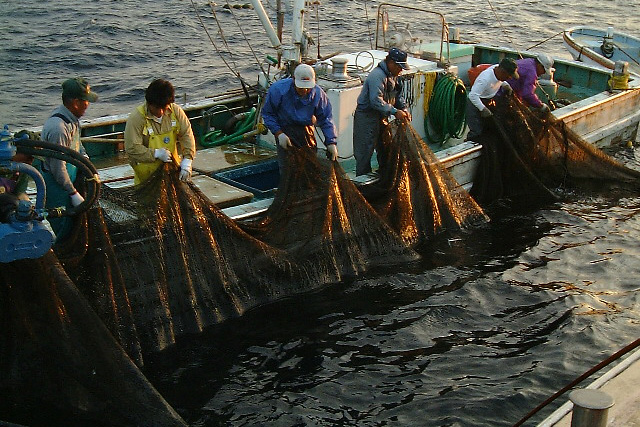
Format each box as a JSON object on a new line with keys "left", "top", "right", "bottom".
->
{"left": 124, "top": 102, "right": 196, "bottom": 185}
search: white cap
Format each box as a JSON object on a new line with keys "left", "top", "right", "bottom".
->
{"left": 536, "top": 53, "right": 554, "bottom": 75}
{"left": 294, "top": 64, "right": 316, "bottom": 89}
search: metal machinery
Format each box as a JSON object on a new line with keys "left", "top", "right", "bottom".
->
{"left": 0, "top": 125, "right": 53, "bottom": 262}
{"left": 0, "top": 125, "right": 101, "bottom": 263}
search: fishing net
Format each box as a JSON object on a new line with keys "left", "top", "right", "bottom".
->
{"left": 0, "top": 252, "right": 186, "bottom": 426}
{"left": 359, "top": 121, "right": 489, "bottom": 246}
{"left": 73, "top": 155, "right": 424, "bottom": 360}
{"left": 1, "top": 122, "right": 492, "bottom": 423}
{"left": 470, "top": 95, "right": 640, "bottom": 209}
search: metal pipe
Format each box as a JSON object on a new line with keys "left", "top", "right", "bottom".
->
{"left": 250, "top": 0, "right": 282, "bottom": 51}
{"left": 5, "top": 161, "right": 46, "bottom": 211}
{"left": 292, "top": 0, "right": 305, "bottom": 48}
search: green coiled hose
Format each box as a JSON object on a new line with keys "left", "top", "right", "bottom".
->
{"left": 424, "top": 74, "right": 467, "bottom": 145}
{"left": 201, "top": 107, "right": 257, "bottom": 148}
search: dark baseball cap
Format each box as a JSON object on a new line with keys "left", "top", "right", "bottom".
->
{"left": 387, "top": 47, "right": 410, "bottom": 70}
{"left": 499, "top": 58, "right": 519, "bottom": 79}
{"left": 62, "top": 77, "right": 98, "bottom": 102}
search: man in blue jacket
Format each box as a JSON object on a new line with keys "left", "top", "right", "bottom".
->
{"left": 262, "top": 64, "right": 338, "bottom": 172}
{"left": 353, "top": 47, "right": 411, "bottom": 176}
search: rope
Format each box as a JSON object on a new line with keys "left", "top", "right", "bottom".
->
{"left": 189, "top": 0, "right": 250, "bottom": 86}
{"left": 424, "top": 73, "right": 467, "bottom": 145}
{"left": 419, "top": 71, "right": 437, "bottom": 117}
{"left": 364, "top": 0, "right": 373, "bottom": 50}
{"left": 486, "top": 0, "right": 513, "bottom": 47}
{"left": 612, "top": 42, "right": 640, "bottom": 66}
{"left": 525, "top": 31, "right": 564, "bottom": 51}
{"left": 220, "top": 0, "right": 269, "bottom": 78}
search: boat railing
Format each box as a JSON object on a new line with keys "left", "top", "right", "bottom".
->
{"left": 375, "top": 3, "right": 450, "bottom": 65}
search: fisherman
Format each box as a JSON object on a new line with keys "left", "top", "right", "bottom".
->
{"left": 352, "top": 47, "right": 411, "bottom": 177}
{"left": 124, "top": 79, "right": 196, "bottom": 185}
{"left": 466, "top": 58, "right": 519, "bottom": 141}
{"left": 40, "top": 77, "right": 97, "bottom": 240}
{"left": 261, "top": 63, "right": 338, "bottom": 172}
{"left": 504, "top": 53, "right": 554, "bottom": 113}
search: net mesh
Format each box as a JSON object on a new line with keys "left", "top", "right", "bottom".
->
{"left": 360, "top": 122, "right": 489, "bottom": 246}
{"left": 0, "top": 253, "right": 185, "bottom": 426}
{"left": 471, "top": 95, "right": 640, "bottom": 208}
{"left": 8, "top": 104, "right": 635, "bottom": 423}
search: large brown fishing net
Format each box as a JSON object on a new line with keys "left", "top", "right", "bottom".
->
{"left": 471, "top": 95, "right": 640, "bottom": 209}
{"left": 0, "top": 252, "right": 186, "bottom": 426}
{"left": 359, "top": 122, "right": 489, "bottom": 246}
{"left": 0, "top": 119, "right": 520, "bottom": 424}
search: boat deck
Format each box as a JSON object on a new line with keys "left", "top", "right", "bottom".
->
{"left": 95, "top": 142, "right": 276, "bottom": 210}
{"left": 538, "top": 347, "right": 640, "bottom": 426}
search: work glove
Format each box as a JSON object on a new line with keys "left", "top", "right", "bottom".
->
{"left": 179, "top": 158, "right": 193, "bottom": 182}
{"left": 69, "top": 191, "right": 84, "bottom": 207}
{"left": 539, "top": 103, "right": 551, "bottom": 114}
{"left": 395, "top": 109, "right": 410, "bottom": 123}
{"left": 154, "top": 148, "right": 172, "bottom": 163}
{"left": 277, "top": 133, "right": 292, "bottom": 149}
{"left": 480, "top": 108, "right": 493, "bottom": 118}
{"left": 501, "top": 82, "right": 513, "bottom": 95}
{"left": 327, "top": 144, "right": 338, "bottom": 161}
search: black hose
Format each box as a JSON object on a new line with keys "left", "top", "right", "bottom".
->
{"left": 13, "top": 139, "right": 101, "bottom": 218}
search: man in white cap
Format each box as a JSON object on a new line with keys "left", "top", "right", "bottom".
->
{"left": 352, "top": 47, "right": 411, "bottom": 176}
{"left": 261, "top": 63, "right": 339, "bottom": 172}
{"left": 504, "top": 53, "right": 554, "bottom": 113}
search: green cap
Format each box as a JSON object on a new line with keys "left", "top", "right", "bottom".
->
{"left": 62, "top": 77, "right": 98, "bottom": 102}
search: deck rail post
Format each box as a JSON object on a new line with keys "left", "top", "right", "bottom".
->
{"left": 569, "top": 389, "right": 614, "bottom": 427}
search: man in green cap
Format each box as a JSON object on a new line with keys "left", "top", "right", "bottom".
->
{"left": 40, "top": 77, "right": 98, "bottom": 241}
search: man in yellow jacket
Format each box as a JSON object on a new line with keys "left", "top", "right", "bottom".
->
{"left": 124, "top": 79, "right": 196, "bottom": 185}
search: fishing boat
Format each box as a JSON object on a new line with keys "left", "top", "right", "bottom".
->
{"left": 69, "top": 2, "right": 639, "bottom": 222}
{"left": 3, "top": 3, "right": 640, "bottom": 425}
{"left": 563, "top": 25, "right": 640, "bottom": 75}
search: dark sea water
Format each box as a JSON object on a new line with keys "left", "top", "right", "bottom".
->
{"left": 2, "top": 1, "right": 640, "bottom": 426}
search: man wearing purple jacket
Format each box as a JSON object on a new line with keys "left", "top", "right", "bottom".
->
{"left": 506, "top": 53, "right": 554, "bottom": 113}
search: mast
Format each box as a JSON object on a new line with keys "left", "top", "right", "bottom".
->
{"left": 251, "top": 0, "right": 305, "bottom": 64}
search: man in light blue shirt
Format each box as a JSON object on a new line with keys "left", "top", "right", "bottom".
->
{"left": 353, "top": 48, "right": 411, "bottom": 176}
{"left": 40, "top": 77, "right": 97, "bottom": 240}
{"left": 262, "top": 64, "right": 338, "bottom": 172}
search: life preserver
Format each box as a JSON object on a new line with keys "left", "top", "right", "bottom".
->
{"left": 132, "top": 105, "right": 180, "bottom": 185}
{"left": 467, "top": 64, "right": 492, "bottom": 86}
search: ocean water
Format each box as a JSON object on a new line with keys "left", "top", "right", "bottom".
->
{"left": 2, "top": 0, "right": 640, "bottom": 426}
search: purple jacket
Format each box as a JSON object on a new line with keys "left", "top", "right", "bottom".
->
{"left": 507, "top": 58, "right": 543, "bottom": 108}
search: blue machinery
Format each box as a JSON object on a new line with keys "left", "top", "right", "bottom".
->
{"left": 0, "top": 125, "right": 101, "bottom": 263}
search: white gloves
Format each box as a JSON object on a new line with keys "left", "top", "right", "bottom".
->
{"left": 277, "top": 133, "right": 292, "bottom": 149}
{"left": 69, "top": 191, "right": 84, "bottom": 207}
{"left": 539, "top": 103, "right": 551, "bottom": 114}
{"left": 480, "top": 108, "right": 493, "bottom": 118}
{"left": 501, "top": 82, "right": 513, "bottom": 95}
{"left": 327, "top": 144, "right": 338, "bottom": 161}
{"left": 179, "top": 158, "right": 193, "bottom": 182}
{"left": 154, "top": 148, "right": 172, "bottom": 163}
